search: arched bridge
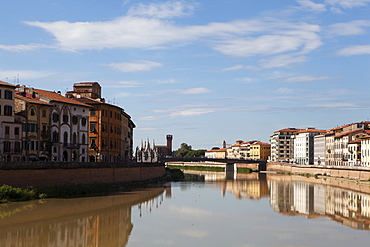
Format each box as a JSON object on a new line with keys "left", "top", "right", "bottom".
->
{"left": 160, "top": 157, "right": 267, "bottom": 172}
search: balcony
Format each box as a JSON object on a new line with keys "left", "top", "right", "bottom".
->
{"left": 3, "top": 149, "right": 22, "bottom": 154}
{"left": 63, "top": 143, "right": 81, "bottom": 149}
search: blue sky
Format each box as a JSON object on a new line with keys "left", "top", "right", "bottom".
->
{"left": 1, "top": 0, "right": 370, "bottom": 150}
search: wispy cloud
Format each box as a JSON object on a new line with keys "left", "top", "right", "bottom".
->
{"left": 105, "top": 81, "right": 144, "bottom": 88}
{"left": 336, "top": 45, "right": 370, "bottom": 56}
{"left": 221, "top": 64, "right": 252, "bottom": 72}
{"left": 127, "top": 1, "right": 194, "bottom": 19}
{"left": 169, "top": 108, "right": 214, "bottom": 117}
{"left": 328, "top": 20, "right": 370, "bottom": 36}
{"left": 296, "top": 0, "right": 327, "bottom": 12}
{"left": 283, "top": 75, "right": 333, "bottom": 82}
{"left": 0, "top": 44, "right": 49, "bottom": 52}
{"left": 0, "top": 69, "right": 56, "bottom": 81}
{"left": 22, "top": 1, "right": 322, "bottom": 68}
{"left": 106, "top": 60, "right": 162, "bottom": 72}
{"left": 177, "top": 87, "right": 212, "bottom": 95}
{"left": 325, "top": 0, "right": 370, "bottom": 9}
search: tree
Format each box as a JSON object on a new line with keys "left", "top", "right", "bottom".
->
{"left": 174, "top": 143, "right": 205, "bottom": 158}
{"left": 211, "top": 147, "right": 220, "bottom": 150}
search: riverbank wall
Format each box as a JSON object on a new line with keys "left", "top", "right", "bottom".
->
{"left": 0, "top": 162, "right": 166, "bottom": 188}
{"left": 267, "top": 162, "right": 370, "bottom": 180}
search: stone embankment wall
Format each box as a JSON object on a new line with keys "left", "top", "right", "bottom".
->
{"left": 267, "top": 162, "right": 370, "bottom": 180}
{"left": 0, "top": 162, "right": 166, "bottom": 188}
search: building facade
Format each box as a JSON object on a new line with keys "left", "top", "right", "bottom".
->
{"left": 34, "top": 89, "right": 90, "bottom": 162}
{"left": 14, "top": 87, "right": 52, "bottom": 161}
{"left": 0, "top": 81, "right": 22, "bottom": 162}
{"left": 293, "top": 128, "right": 326, "bottom": 165}
{"left": 66, "top": 82, "right": 135, "bottom": 162}
{"left": 270, "top": 128, "right": 303, "bottom": 162}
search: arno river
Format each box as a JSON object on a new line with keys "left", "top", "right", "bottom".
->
{"left": 0, "top": 172, "right": 369, "bottom": 247}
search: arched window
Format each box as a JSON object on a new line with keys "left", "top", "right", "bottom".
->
{"left": 73, "top": 132, "right": 77, "bottom": 145}
{"left": 82, "top": 134, "right": 86, "bottom": 145}
{"left": 52, "top": 131, "right": 59, "bottom": 142}
{"left": 63, "top": 131, "right": 68, "bottom": 145}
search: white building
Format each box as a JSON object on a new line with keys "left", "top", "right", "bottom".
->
{"left": 293, "top": 128, "right": 326, "bottom": 165}
{"left": 34, "top": 89, "right": 90, "bottom": 162}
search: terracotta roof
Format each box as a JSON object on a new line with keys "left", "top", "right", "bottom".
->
{"left": 33, "top": 89, "right": 91, "bottom": 107}
{"left": 15, "top": 94, "right": 52, "bottom": 106}
{"left": 348, "top": 139, "right": 362, "bottom": 144}
{"left": 334, "top": 129, "right": 365, "bottom": 138}
{"left": 72, "top": 97, "right": 122, "bottom": 109}
{"left": 206, "top": 148, "right": 228, "bottom": 152}
{"left": 0, "top": 80, "right": 16, "bottom": 87}
{"left": 295, "top": 128, "right": 326, "bottom": 134}
{"left": 275, "top": 128, "right": 304, "bottom": 133}
{"left": 329, "top": 121, "right": 370, "bottom": 131}
{"left": 250, "top": 141, "right": 270, "bottom": 146}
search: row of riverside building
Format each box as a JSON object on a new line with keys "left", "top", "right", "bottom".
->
{"left": 0, "top": 80, "right": 135, "bottom": 162}
{"left": 206, "top": 121, "right": 370, "bottom": 167}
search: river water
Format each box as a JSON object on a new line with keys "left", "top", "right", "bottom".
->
{"left": 0, "top": 171, "right": 369, "bottom": 247}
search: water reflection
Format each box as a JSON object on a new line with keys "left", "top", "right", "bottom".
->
{"left": 0, "top": 188, "right": 165, "bottom": 247}
{"left": 183, "top": 170, "right": 370, "bottom": 230}
{"left": 269, "top": 176, "right": 370, "bottom": 230}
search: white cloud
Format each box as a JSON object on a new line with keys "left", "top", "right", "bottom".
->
{"left": 330, "top": 7, "right": 344, "bottom": 13}
{"left": 156, "top": 78, "right": 176, "bottom": 84}
{"left": 328, "top": 20, "right": 370, "bottom": 36}
{"left": 221, "top": 64, "right": 251, "bottom": 72}
{"left": 170, "top": 108, "right": 214, "bottom": 117}
{"left": 0, "top": 44, "right": 48, "bottom": 52}
{"left": 177, "top": 87, "right": 212, "bottom": 95}
{"left": 276, "top": 87, "right": 297, "bottom": 94}
{"left": 283, "top": 75, "right": 333, "bottom": 82}
{"left": 296, "top": 0, "right": 327, "bottom": 12}
{"left": 105, "top": 81, "right": 144, "bottom": 87}
{"left": 325, "top": 0, "right": 370, "bottom": 8}
{"left": 259, "top": 54, "right": 308, "bottom": 68}
{"left": 127, "top": 1, "right": 194, "bottom": 19}
{"left": 0, "top": 70, "right": 55, "bottom": 80}
{"left": 106, "top": 61, "right": 162, "bottom": 72}
{"left": 336, "top": 44, "right": 370, "bottom": 56}
{"left": 214, "top": 35, "right": 306, "bottom": 57}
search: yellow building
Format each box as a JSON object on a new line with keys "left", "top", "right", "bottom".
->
{"left": 249, "top": 141, "right": 271, "bottom": 160}
{"left": 15, "top": 90, "right": 52, "bottom": 161}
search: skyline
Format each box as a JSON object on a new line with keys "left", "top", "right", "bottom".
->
{"left": 1, "top": 0, "right": 370, "bottom": 150}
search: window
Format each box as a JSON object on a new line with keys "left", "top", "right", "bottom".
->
{"left": 42, "top": 110, "right": 46, "bottom": 117}
{"left": 52, "top": 131, "right": 59, "bottom": 142}
{"left": 90, "top": 109, "right": 96, "bottom": 116}
{"left": 90, "top": 138, "right": 97, "bottom": 149}
{"left": 5, "top": 126, "right": 10, "bottom": 135}
{"left": 4, "top": 105, "right": 12, "bottom": 116}
{"left": 81, "top": 117, "right": 87, "bottom": 126}
{"left": 82, "top": 134, "right": 86, "bottom": 145}
{"left": 63, "top": 114, "right": 69, "bottom": 123}
{"left": 73, "top": 132, "right": 77, "bottom": 144}
{"left": 14, "top": 142, "right": 21, "bottom": 152}
{"left": 90, "top": 123, "right": 96, "bottom": 133}
{"left": 30, "top": 108, "right": 36, "bottom": 116}
{"left": 14, "top": 127, "right": 19, "bottom": 136}
{"left": 72, "top": 116, "right": 78, "bottom": 125}
{"left": 63, "top": 131, "right": 68, "bottom": 144}
{"left": 3, "top": 141, "right": 11, "bottom": 153}
{"left": 4, "top": 90, "right": 12, "bottom": 100}
{"left": 52, "top": 113, "right": 59, "bottom": 122}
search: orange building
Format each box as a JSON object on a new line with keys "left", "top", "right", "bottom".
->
{"left": 66, "top": 82, "right": 135, "bottom": 162}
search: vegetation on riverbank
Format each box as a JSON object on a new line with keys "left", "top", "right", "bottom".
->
{"left": 0, "top": 185, "right": 46, "bottom": 204}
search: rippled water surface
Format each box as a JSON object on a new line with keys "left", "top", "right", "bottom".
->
{"left": 1, "top": 172, "right": 370, "bottom": 246}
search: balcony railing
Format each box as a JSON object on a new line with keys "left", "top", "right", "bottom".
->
{"left": 3, "top": 149, "right": 22, "bottom": 154}
{"left": 63, "top": 143, "right": 81, "bottom": 148}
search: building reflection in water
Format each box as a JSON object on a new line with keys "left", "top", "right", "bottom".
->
{"left": 268, "top": 177, "right": 370, "bottom": 230}
{"left": 0, "top": 188, "right": 165, "bottom": 247}
{"left": 188, "top": 170, "right": 370, "bottom": 230}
